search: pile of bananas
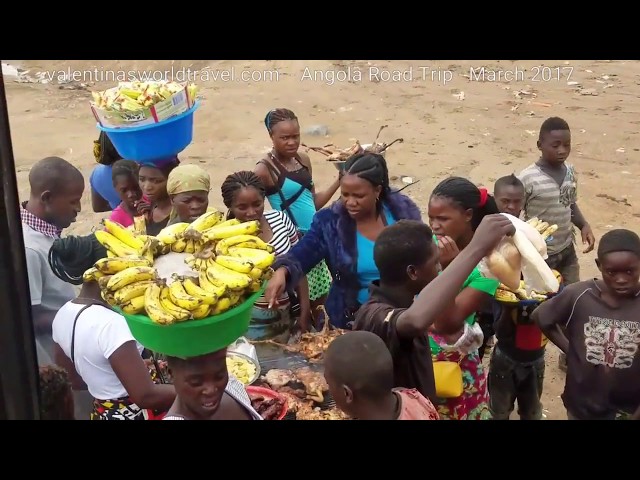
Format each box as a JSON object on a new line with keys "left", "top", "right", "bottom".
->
{"left": 495, "top": 270, "right": 563, "bottom": 304}
{"left": 85, "top": 211, "right": 276, "bottom": 326}
{"left": 91, "top": 81, "right": 198, "bottom": 112}
{"left": 527, "top": 217, "right": 558, "bottom": 240}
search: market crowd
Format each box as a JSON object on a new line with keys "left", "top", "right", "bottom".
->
{"left": 21, "top": 108, "right": 640, "bottom": 421}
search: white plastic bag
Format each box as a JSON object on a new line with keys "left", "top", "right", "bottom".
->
{"left": 441, "top": 323, "right": 484, "bottom": 355}
{"left": 227, "top": 337, "right": 259, "bottom": 364}
{"left": 478, "top": 213, "right": 559, "bottom": 294}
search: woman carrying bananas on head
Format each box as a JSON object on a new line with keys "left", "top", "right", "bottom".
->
{"left": 220, "top": 171, "right": 311, "bottom": 340}
{"left": 48, "top": 234, "right": 176, "bottom": 420}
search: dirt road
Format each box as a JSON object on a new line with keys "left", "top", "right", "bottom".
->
{"left": 5, "top": 59, "right": 640, "bottom": 420}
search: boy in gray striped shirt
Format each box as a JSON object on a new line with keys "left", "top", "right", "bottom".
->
{"left": 517, "top": 117, "right": 596, "bottom": 371}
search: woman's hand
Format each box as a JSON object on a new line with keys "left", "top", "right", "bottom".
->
{"left": 437, "top": 235, "right": 460, "bottom": 269}
{"left": 265, "top": 268, "right": 287, "bottom": 309}
{"left": 136, "top": 199, "right": 152, "bottom": 220}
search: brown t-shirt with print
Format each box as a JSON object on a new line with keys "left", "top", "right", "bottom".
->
{"left": 354, "top": 282, "right": 436, "bottom": 401}
{"left": 534, "top": 280, "right": 640, "bottom": 419}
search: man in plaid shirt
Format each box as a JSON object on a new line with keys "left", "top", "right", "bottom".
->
{"left": 21, "top": 157, "right": 84, "bottom": 365}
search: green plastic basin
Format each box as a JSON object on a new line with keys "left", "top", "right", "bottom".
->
{"left": 120, "top": 286, "right": 264, "bottom": 358}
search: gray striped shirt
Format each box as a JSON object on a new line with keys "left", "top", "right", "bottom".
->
{"left": 517, "top": 162, "right": 578, "bottom": 256}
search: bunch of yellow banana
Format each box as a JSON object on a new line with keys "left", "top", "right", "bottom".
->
{"left": 495, "top": 269, "right": 562, "bottom": 304}
{"left": 526, "top": 217, "right": 558, "bottom": 240}
{"left": 95, "top": 219, "right": 159, "bottom": 261}
{"left": 91, "top": 81, "right": 197, "bottom": 112}
{"left": 88, "top": 211, "right": 278, "bottom": 323}
{"left": 88, "top": 259, "right": 158, "bottom": 313}
{"left": 154, "top": 209, "right": 228, "bottom": 253}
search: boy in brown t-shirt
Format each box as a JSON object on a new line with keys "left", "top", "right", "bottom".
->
{"left": 533, "top": 229, "right": 640, "bottom": 420}
{"left": 324, "top": 331, "right": 440, "bottom": 420}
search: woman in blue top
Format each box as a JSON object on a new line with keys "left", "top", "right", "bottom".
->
{"left": 90, "top": 132, "right": 123, "bottom": 212}
{"left": 264, "top": 152, "right": 422, "bottom": 329}
{"left": 254, "top": 108, "right": 340, "bottom": 322}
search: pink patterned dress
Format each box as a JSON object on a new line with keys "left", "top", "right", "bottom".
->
{"left": 430, "top": 333, "right": 491, "bottom": 420}
{"left": 428, "top": 267, "right": 497, "bottom": 420}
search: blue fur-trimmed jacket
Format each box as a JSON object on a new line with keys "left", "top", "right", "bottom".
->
{"left": 273, "top": 192, "right": 423, "bottom": 329}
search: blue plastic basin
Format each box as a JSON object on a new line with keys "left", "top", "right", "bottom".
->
{"left": 98, "top": 101, "right": 200, "bottom": 164}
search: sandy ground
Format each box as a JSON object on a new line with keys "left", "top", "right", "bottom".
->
{"left": 5, "top": 59, "right": 640, "bottom": 420}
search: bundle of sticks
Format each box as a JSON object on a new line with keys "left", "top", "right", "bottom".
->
{"left": 302, "top": 125, "right": 403, "bottom": 162}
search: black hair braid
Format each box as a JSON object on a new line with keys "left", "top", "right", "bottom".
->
{"left": 431, "top": 176, "right": 499, "bottom": 230}
{"left": 111, "top": 159, "right": 139, "bottom": 185}
{"left": 39, "top": 365, "right": 72, "bottom": 420}
{"left": 343, "top": 152, "right": 391, "bottom": 199}
{"left": 94, "top": 131, "right": 122, "bottom": 166}
{"left": 264, "top": 108, "right": 298, "bottom": 134}
{"left": 220, "top": 171, "right": 266, "bottom": 219}
{"left": 48, "top": 234, "right": 108, "bottom": 285}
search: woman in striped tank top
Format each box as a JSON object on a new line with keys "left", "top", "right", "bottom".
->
{"left": 221, "top": 171, "right": 311, "bottom": 341}
{"left": 254, "top": 108, "right": 337, "bottom": 321}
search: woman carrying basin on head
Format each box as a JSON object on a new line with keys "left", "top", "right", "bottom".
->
{"left": 254, "top": 108, "right": 338, "bottom": 322}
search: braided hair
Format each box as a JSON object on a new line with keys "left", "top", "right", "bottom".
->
{"left": 111, "top": 159, "right": 139, "bottom": 186}
{"left": 48, "top": 234, "right": 108, "bottom": 285}
{"left": 39, "top": 365, "right": 73, "bottom": 420}
{"left": 264, "top": 108, "right": 298, "bottom": 134}
{"left": 221, "top": 171, "right": 266, "bottom": 219}
{"left": 342, "top": 152, "right": 391, "bottom": 205}
{"left": 93, "top": 131, "right": 122, "bottom": 166}
{"left": 430, "top": 176, "right": 499, "bottom": 231}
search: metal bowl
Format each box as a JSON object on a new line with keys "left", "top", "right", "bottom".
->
{"left": 226, "top": 351, "right": 261, "bottom": 385}
{"left": 332, "top": 160, "right": 347, "bottom": 172}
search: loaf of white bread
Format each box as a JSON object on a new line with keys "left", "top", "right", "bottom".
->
{"left": 483, "top": 214, "right": 559, "bottom": 294}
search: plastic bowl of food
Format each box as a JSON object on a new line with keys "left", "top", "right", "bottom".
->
{"left": 226, "top": 351, "right": 261, "bottom": 386}
{"left": 99, "top": 101, "right": 200, "bottom": 164}
{"left": 121, "top": 284, "right": 265, "bottom": 358}
{"left": 246, "top": 386, "right": 288, "bottom": 420}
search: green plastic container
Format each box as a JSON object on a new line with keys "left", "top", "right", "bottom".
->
{"left": 120, "top": 287, "right": 264, "bottom": 358}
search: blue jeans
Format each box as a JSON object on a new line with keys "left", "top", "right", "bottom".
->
{"left": 488, "top": 346, "right": 545, "bottom": 420}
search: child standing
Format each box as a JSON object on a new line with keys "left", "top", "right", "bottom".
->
{"left": 533, "top": 229, "right": 640, "bottom": 420}
{"left": 517, "top": 117, "right": 596, "bottom": 371}
{"left": 324, "top": 330, "right": 440, "bottom": 420}
{"left": 108, "top": 160, "right": 143, "bottom": 228}
{"left": 488, "top": 174, "right": 548, "bottom": 420}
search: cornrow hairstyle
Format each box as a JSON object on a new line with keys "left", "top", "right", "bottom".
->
{"left": 598, "top": 229, "right": 640, "bottom": 259}
{"left": 431, "top": 176, "right": 499, "bottom": 231}
{"left": 264, "top": 108, "right": 298, "bottom": 134}
{"left": 342, "top": 152, "right": 391, "bottom": 206}
{"left": 111, "top": 159, "right": 139, "bottom": 186}
{"left": 93, "top": 131, "right": 122, "bottom": 166}
{"left": 221, "top": 171, "right": 266, "bottom": 219}
{"left": 539, "top": 116, "right": 570, "bottom": 142}
{"left": 39, "top": 365, "right": 73, "bottom": 420}
{"left": 48, "top": 234, "right": 108, "bottom": 285}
